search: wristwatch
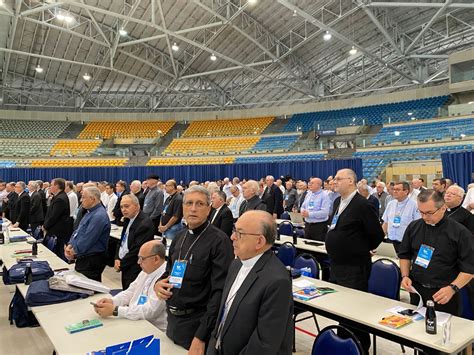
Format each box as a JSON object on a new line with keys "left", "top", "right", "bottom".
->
{"left": 113, "top": 306, "right": 119, "bottom": 316}
{"left": 449, "top": 284, "right": 460, "bottom": 293}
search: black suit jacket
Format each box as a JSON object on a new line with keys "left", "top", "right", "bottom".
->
{"left": 11, "top": 192, "right": 30, "bottom": 230}
{"left": 239, "top": 196, "right": 266, "bottom": 217}
{"left": 207, "top": 250, "right": 293, "bottom": 355}
{"left": 209, "top": 205, "right": 234, "bottom": 237}
{"left": 29, "top": 190, "right": 44, "bottom": 224}
{"left": 367, "top": 195, "right": 380, "bottom": 214}
{"left": 38, "top": 189, "right": 47, "bottom": 216}
{"left": 115, "top": 211, "right": 155, "bottom": 271}
{"left": 262, "top": 184, "right": 284, "bottom": 217}
{"left": 4, "top": 191, "right": 17, "bottom": 220}
{"left": 43, "top": 191, "right": 71, "bottom": 240}
{"left": 134, "top": 190, "right": 145, "bottom": 210}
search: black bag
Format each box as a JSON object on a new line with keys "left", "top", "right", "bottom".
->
{"left": 8, "top": 288, "right": 39, "bottom": 328}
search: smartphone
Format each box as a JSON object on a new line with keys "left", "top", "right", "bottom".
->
{"left": 398, "top": 309, "right": 417, "bottom": 316}
{"left": 90, "top": 302, "right": 98, "bottom": 307}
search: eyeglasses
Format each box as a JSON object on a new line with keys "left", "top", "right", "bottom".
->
{"left": 333, "top": 177, "right": 351, "bottom": 182}
{"left": 137, "top": 254, "right": 159, "bottom": 263}
{"left": 419, "top": 207, "right": 442, "bottom": 216}
{"left": 183, "top": 200, "right": 209, "bottom": 208}
{"left": 232, "top": 228, "right": 262, "bottom": 240}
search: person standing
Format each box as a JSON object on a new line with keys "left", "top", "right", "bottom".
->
{"left": 207, "top": 210, "right": 293, "bottom": 354}
{"left": 372, "top": 181, "right": 388, "bottom": 220}
{"left": 399, "top": 190, "right": 474, "bottom": 316}
{"left": 115, "top": 194, "right": 155, "bottom": 290}
{"left": 261, "top": 175, "right": 283, "bottom": 219}
{"left": 432, "top": 178, "right": 447, "bottom": 196}
{"left": 154, "top": 186, "right": 233, "bottom": 353}
{"left": 444, "top": 185, "right": 474, "bottom": 232}
{"left": 159, "top": 180, "right": 184, "bottom": 241}
{"left": 382, "top": 181, "right": 421, "bottom": 254}
{"left": 3, "top": 182, "right": 17, "bottom": 221}
{"left": 130, "top": 180, "right": 145, "bottom": 209}
{"left": 65, "top": 181, "right": 78, "bottom": 221}
{"left": 28, "top": 180, "right": 44, "bottom": 233}
{"left": 326, "top": 169, "right": 384, "bottom": 353}
{"left": 103, "top": 183, "right": 118, "bottom": 222}
{"left": 228, "top": 186, "right": 244, "bottom": 222}
{"left": 209, "top": 191, "right": 234, "bottom": 237}
{"left": 112, "top": 180, "right": 129, "bottom": 226}
{"left": 300, "top": 177, "right": 330, "bottom": 241}
{"left": 283, "top": 180, "right": 297, "bottom": 212}
{"left": 11, "top": 181, "right": 31, "bottom": 231}
{"left": 65, "top": 187, "right": 111, "bottom": 281}
{"left": 142, "top": 174, "right": 164, "bottom": 232}
{"left": 239, "top": 180, "right": 266, "bottom": 217}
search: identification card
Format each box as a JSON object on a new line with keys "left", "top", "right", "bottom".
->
{"left": 329, "top": 214, "right": 339, "bottom": 230}
{"left": 308, "top": 201, "right": 315, "bottom": 209}
{"left": 169, "top": 260, "right": 187, "bottom": 289}
{"left": 137, "top": 295, "right": 148, "bottom": 305}
{"left": 414, "top": 244, "right": 434, "bottom": 269}
{"left": 392, "top": 215, "right": 401, "bottom": 228}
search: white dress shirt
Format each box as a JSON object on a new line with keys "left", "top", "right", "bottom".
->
{"left": 103, "top": 193, "right": 117, "bottom": 221}
{"left": 112, "top": 263, "right": 167, "bottom": 332}
{"left": 462, "top": 188, "right": 474, "bottom": 214}
{"left": 67, "top": 191, "right": 78, "bottom": 219}
{"left": 336, "top": 189, "right": 358, "bottom": 216}
{"left": 211, "top": 205, "right": 223, "bottom": 224}
{"left": 228, "top": 194, "right": 244, "bottom": 219}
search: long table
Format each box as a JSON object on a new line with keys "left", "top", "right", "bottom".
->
{"left": 293, "top": 277, "right": 474, "bottom": 355}
{"left": 0, "top": 228, "right": 186, "bottom": 355}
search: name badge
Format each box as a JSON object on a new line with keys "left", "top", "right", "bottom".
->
{"left": 329, "top": 214, "right": 339, "bottom": 230}
{"left": 392, "top": 215, "right": 401, "bottom": 228}
{"left": 162, "top": 205, "right": 168, "bottom": 216}
{"left": 308, "top": 201, "right": 315, "bottom": 209}
{"left": 169, "top": 260, "right": 187, "bottom": 289}
{"left": 285, "top": 195, "right": 289, "bottom": 201}
{"left": 137, "top": 295, "right": 148, "bottom": 305}
{"left": 414, "top": 244, "right": 434, "bottom": 269}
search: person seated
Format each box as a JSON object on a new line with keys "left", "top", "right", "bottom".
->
{"left": 94, "top": 240, "right": 167, "bottom": 332}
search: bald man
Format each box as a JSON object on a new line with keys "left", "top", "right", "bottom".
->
{"left": 300, "top": 177, "right": 330, "bottom": 241}
{"left": 239, "top": 180, "right": 266, "bottom": 217}
{"left": 261, "top": 175, "right": 284, "bottom": 219}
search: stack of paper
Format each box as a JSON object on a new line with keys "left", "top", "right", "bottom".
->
{"left": 64, "top": 274, "right": 110, "bottom": 294}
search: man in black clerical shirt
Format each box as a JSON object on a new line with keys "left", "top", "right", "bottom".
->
{"left": 155, "top": 185, "right": 233, "bottom": 353}
{"left": 444, "top": 185, "right": 474, "bottom": 233}
{"left": 399, "top": 189, "right": 474, "bottom": 316}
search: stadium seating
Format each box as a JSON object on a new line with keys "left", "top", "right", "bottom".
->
{"left": 50, "top": 140, "right": 102, "bottom": 156}
{"left": 371, "top": 118, "right": 474, "bottom": 145}
{"left": 284, "top": 96, "right": 449, "bottom": 132}
{"left": 0, "top": 140, "right": 56, "bottom": 157}
{"left": 0, "top": 119, "right": 71, "bottom": 139}
{"left": 235, "top": 153, "right": 325, "bottom": 164}
{"left": 163, "top": 136, "right": 260, "bottom": 155}
{"left": 0, "top": 160, "right": 16, "bottom": 168}
{"left": 147, "top": 156, "right": 236, "bottom": 166}
{"left": 182, "top": 117, "right": 274, "bottom": 137}
{"left": 31, "top": 158, "right": 128, "bottom": 167}
{"left": 78, "top": 121, "right": 175, "bottom": 139}
{"left": 251, "top": 134, "right": 299, "bottom": 151}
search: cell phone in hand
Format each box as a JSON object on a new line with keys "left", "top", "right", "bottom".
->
{"left": 398, "top": 309, "right": 417, "bottom": 316}
{"left": 90, "top": 302, "right": 98, "bottom": 307}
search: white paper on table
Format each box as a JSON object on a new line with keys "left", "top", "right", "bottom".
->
{"left": 386, "top": 306, "right": 424, "bottom": 321}
{"left": 407, "top": 285, "right": 452, "bottom": 325}
{"left": 293, "top": 279, "right": 315, "bottom": 288}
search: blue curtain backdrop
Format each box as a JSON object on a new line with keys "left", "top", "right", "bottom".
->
{"left": 0, "top": 158, "right": 361, "bottom": 184}
{"left": 441, "top": 151, "right": 474, "bottom": 190}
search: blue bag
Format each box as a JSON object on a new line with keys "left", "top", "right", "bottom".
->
{"left": 6, "top": 261, "right": 54, "bottom": 284}
{"left": 25, "top": 279, "right": 89, "bottom": 307}
{"left": 8, "top": 288, "right": 39, "bottom": 328}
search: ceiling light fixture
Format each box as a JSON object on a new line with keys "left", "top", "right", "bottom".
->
{"left": 394, "top": 131, "right": 400, "bottom": 136}
{"left": 323, "top": 31, "right": 332, "bottom": 41}
{"left": 460, "top": 133, "right": 466, "bottom": 138}
{"left": 35, "top": 65, "right": 43, "bottom": 73}
{"left": 64, "top": 15, "right": 74, "bottom": 23}
{"left": 468, "top": 101, "right": 473, "bottom": 105}
{"left": 293, "top": 9, "right": 297, "bottom": 17}
{"left": 57, "top": 13, "right": 65, "bottom": 20}
{"left": 171, "top": 43, "right": 179, "bottom": 52}
{"left": 248, "top": 0, "right": 257, "bottom": 4}
{"left": 210, "top": 53, "right": 217, "bottom": 61}
{"left": 349, "top": 46, "right": 357, "bottom": 56}
{"left": 407, "top": 112, "right": 413, "bottom": 116}
{"left": 83, "top": 73, "right": 91, "bottom": 81}
{"left": 119, "top": 28, "right": 127, "bottom": 36}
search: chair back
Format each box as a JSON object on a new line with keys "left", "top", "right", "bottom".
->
{"left": 312, "top": 325, "right": 363, "bottom": 355}
{"left": 294, "top": 228, "right": 305, "bottom": 238}
{"left": 368, "top": 258, "right": 401, "bottom": 300}
{"left": 294, "top": 253, "right": 320, "bottom": 279}
{"left": 460, "top": 286, "right": 474, "bottom": 320}
{"left": 277, "top": 242, "right": 296, "bottom": 267}
{"left": 281, "top": 211, "right": 290, "bottom": 220}
{"left": 278, "top": 221, "right": 294, "bottom": 238}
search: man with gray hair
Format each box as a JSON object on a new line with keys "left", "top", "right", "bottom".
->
{"left": 262, "top": 175, "right": 284, "bottom": 219}
{"left": 239, "top": 180, "right": 266, "bottom": 217}
{"left": 28, "top": 180, "right": 44, "bottom": 233}
{"left": 143, "top": 174, "right": 164, "bottom": 232}
{"left": 372, "top": 181, "right": 388, "bottom": 219}
{"left": 65, "top": 186, "right": 111, "bottom": 282}
{"left": 399, "top": 189, "right": 474, "bottom": 317}
{"left": 130, "top": 179, "right": 145, "bottom": 209}
{"left": 11, "top": 181, "right": 31, "bottom": 231}
{"left": 444, "top": 185, "right": 474, "bottom": 233}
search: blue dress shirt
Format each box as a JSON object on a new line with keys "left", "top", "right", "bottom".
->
{"left": 301, "top": 189, "right": 331, "bottom": 223}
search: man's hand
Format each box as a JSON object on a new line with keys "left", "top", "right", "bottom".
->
{"left": 114, "top": 260, "right": 121, "bottom": 272}
{"left": 401, "top": 276, "right": 412, "bottom": 291}
{"left": 96, "top": 298, "right": 113, "bottom": 306}
{"left": 158, "top": 225, "right": 168, "bottom": 233}
{"left": 64, "top": 245, "right": 75, "bottom": 261}
{"left": 300, "top": 209, "right": 309, "bottom": 218}
{"left": 433, "top": 286, "right": 456, "bottom": 305}
{"left": 154, "top": 277, "right": 173, "bottom": 300}
{"left": 188, "top": 337, "right": 205, "bottom": 355}
{"left": 12, "top": 223, "right": 19, "bottom": 228}
{"left": 94, "top": 302, "right": 115, "bottom": 317}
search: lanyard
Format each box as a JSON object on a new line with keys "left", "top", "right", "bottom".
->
{"left": 395, "top": 199, "right": 409, "bottom": 217}
{"left": 177, "top": 223, "right": 210, "bottom": 261}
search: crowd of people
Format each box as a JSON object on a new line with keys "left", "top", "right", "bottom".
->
{"left": 0, "top": 170, "right": 472, "bottom": 354}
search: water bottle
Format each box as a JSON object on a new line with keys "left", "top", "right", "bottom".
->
{"left": 32, "top": 241, "right": 38, "bottom": 256}
{"left": 425, "top": 300, "right": 437, "bottom": 334}
{"left": 3, "top": 223, "right": 10, "bottom": 245}
{"left": 0, "top": 228, "right": 4, "bottom": 245}
{"left": 24, "top": 263, "right": 33, "bottom": 285}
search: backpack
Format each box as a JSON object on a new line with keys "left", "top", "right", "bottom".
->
{"left": 8, "top": 288, "right": 39, "bottom": 328}
{"left": 6, "top": 261, "right": 54, "bottom": 284}
{"left": 25, "top": 279, "right": 90, "bottom": 307}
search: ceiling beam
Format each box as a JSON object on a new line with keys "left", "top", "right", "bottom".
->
{"left": 156, "top": 0, "right": 177, "bottom": 77}
{"left": 367, "top": 2, "right": 474, "bottom": 9}
{"left": 2, "top": 0, "right": 22, "bottom": 84}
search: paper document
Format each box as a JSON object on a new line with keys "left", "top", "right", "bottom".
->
{"left": 293, "top": 279, "right": 315, "bottom": 288}
{"left": 408, "top": 285, "right": 452, "bottom": 325}
{"left": 64, "top": 274, "right": 110, "bottom": 293}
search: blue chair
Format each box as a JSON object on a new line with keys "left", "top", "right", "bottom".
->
{"left": 278, "top": 221, "right": 294, "bottom": 238}
{"left": 293, "top": 253, "right": 321, "bottom": 352}
{"left": 44, "top": 235, "right": 57, "bottom": 252}
{"left": 368, "top": 258, "right": 404, "bottom": 353}
{"left": 460, "top": 286, "right": 474, "bottom": 320}
{"left": 281, "top": 211, "right": 290, "bottom": 220}
{"left": 311, "top": 325, "right": 363, "bottom": 355}
{"left": 276, "top": 242, "right": 295, "bottom": 268}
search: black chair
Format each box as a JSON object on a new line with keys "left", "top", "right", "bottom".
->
{"left": 311, "top": 325, "right": 363, "bottom": 355}
{"left": 293, "top": 253, "right": 321, "bottom": 352}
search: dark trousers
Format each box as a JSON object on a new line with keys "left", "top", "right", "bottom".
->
{"left": 75, "top": 253, "right": 106, "bottom": 282}
{"left": 330, "top": 262, "right": 372, "bottom": 354}
{"left": 166, "top": 309, "right": 206, "bottom": 350}
{"left": 121, "top": 265, "right": 141, "bottom": 290}
{"left": 304, "top": 221, "right": 328, "bottom": 241}
{"left": 410, "top": 281, "right": 462, "bottom": 316}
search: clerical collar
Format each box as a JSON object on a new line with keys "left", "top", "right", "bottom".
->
{"left": 240, "top": 252, "right": 263, "bottom": 269}
{"left": 446, "top": 204, "right": 461, "bottom": 212}
{"left": 425, "top": 216, "right": 447, "bottom": 227}
{"left": 189, "top": 221, "right": 209, "bottom": 235}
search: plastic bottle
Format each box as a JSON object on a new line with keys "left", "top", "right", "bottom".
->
{"left": 425, "top": 300, "right": 437, "bottom": 334}
{"left": 24, "top": 263, "right": 33, "bottom": 285}
{"left": 3, "top": 223, "right": 10, "bottom": 244}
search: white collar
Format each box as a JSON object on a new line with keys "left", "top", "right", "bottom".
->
{"left": 240, "top": 252, "right": 264, "bottom": 269}
{"left": 341, "top": 189, "right": 357, "bottom": 202}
